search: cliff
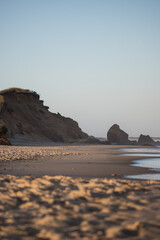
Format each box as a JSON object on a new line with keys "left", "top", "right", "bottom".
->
{"left": 0, "top": 88, "right": 88, "bottom": 142}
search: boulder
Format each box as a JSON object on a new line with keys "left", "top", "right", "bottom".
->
{"left": 107, "top": 124, "right": 130, "bottom": 145}
{"left": 81, "top": 136, "right": 102, "bottom": 144}
{"left": 138, "top": 134, "right": 156, "bottom": 146}
{"left": 0, "top": 137, "right": 11, "bottom": 145}
{"left": 0, "top": 120, "right": 12, "bottom": 145}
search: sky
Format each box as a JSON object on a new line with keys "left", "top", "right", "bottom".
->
{"left": 0, "top": 0, "right": 160, "bottom": 137}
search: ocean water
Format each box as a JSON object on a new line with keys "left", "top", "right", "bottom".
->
{"left": 122, "top": 153, "right": 160, "bottom": 157}
{"left": 123, "top": 147, "right": 160, "bottom": 181}
{"left": 129, "top": 137, "right": 160, "bottom": 142}
{"left": 131, "top": 158, "right": 160, "bottom": 171}
{"left": 122, "top": 147, "right": 160, "bottom": 153}
{"left": 126, "top": 173, "right": 160, "bottom": 181}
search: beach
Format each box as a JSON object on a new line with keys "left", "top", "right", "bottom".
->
{"left": 0, "top": 144, "right": 160, "bottom": 239}
{"left": 0, "top": 145, "right": 157, "bottom": 178}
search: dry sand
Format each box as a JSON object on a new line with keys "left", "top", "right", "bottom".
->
{"left": 0, "top": 144, "right": 160, "bottom": 239}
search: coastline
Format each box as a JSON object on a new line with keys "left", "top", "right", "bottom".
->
{"left": 0, "top": 144, "right": 157, "bottom": 178}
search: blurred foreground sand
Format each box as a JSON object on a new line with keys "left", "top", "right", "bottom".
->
{"left": 0, "top": 175, "right": 160, "bottom": 239}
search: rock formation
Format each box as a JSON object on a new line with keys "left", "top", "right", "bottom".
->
{"left": 138, "top": 134, "right": 156, "bottom": 146}
{"left": 107, "top": 124, "right": 159, "bottom": 146}
{"left": 107, "top": 124, "right": 130, "bottom": 145}
{"left": 0, "top": 88, "right": 88, "bottom": 142}
{"left": 0, "top": 120, "right": 11, "bottom": 145}
{"left": 80, "top": 136, "right": 102, "bottom": 144}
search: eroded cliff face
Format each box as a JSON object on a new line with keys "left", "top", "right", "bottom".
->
{"left": 0, "top": 88, "right": 88, "bottom": 142}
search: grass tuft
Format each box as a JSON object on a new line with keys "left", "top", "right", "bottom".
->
{"left": 0, "top": 88, "right": 38, "bottom": 96}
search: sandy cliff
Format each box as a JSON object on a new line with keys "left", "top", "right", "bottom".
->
{"left": 0, "top": 88, "right": 88, "bottom": 142}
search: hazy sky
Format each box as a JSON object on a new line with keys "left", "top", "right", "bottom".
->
{"left": 0, "top": 0, "right": 160, "bottom": 137}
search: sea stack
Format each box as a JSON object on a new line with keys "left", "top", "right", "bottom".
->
{"left": 138, "top": 134, "right": 156, "bottom": 146}
{"left": 107, "top": 124, "right": 130, "bottom": 145}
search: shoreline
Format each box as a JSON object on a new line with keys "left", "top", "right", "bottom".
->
{"left": 0, "top": 144, "right": 158, "bottom": 179}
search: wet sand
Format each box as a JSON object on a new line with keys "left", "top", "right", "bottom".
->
{"left": 0, "top": 145, "right": 156, "bottom": 178}
{"left": 0, "top": 144, "right": 160, "bottom": 239}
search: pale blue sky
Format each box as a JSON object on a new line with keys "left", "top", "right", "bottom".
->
{"left": 0, "top": 0, "right": 160, "bottom": 137}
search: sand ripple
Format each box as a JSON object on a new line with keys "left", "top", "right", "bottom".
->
{"left": 0, "top": 175, "right": 160, "bottom": 239}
